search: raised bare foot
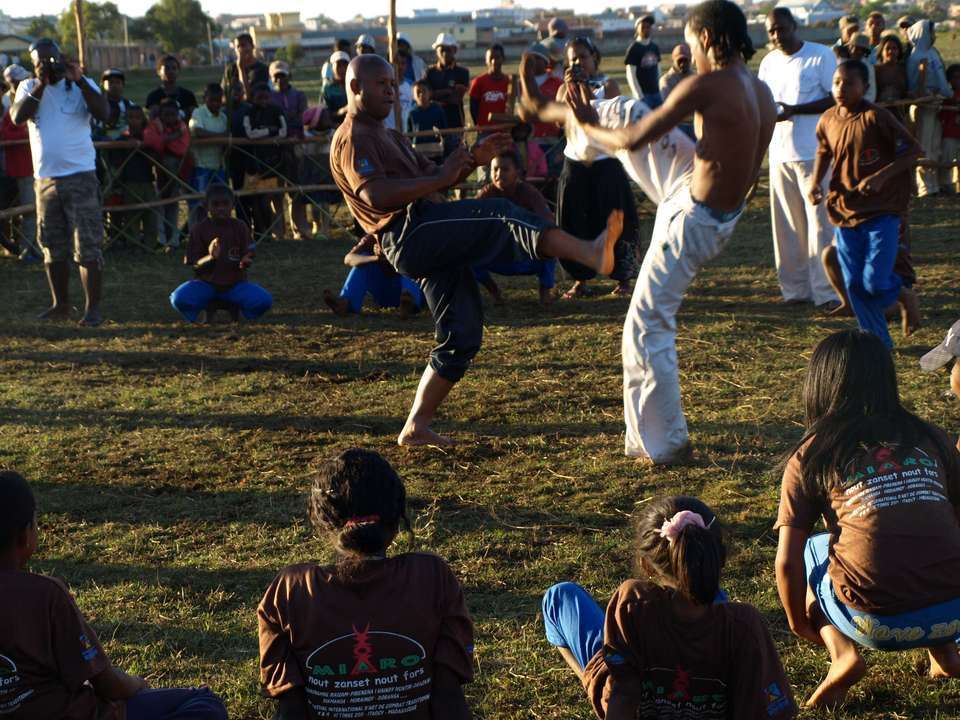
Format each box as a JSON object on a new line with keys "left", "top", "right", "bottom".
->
{"left": 928, "top": 642, "right": 960, "bottom": 679}
{"left": 594, "top": 209, "right": 623, "bottom": 276}
{"left": 805, "top": 649, "right": 867, "bottom": 709}
{"left": 561, "top": 281, "right": 591, "bottom": 300}
{"left": 323, "top": 289, "right": 351, "bottom": 316}
{"left": 539, "top": 287, "right": 557, "bottom": 305}
{"left": 397, "top": 424, "right": 454, "bottom": 447}
{"left": 828, "top": 302, "right": 854, "bottom": 317}
{"left": 635, "top": 442, "right": 695, "bottom": 467}
{"left": 899, "top": 287, "right": 921, "bottom": 336}
{"left": 78, "top": 307, "right": 103, "bottom": 327}
{"left": 398, "top": 291, "right": 417, "bottom": 320}
{"left": 38, "top": 304, "right": 71, "bottom": 321}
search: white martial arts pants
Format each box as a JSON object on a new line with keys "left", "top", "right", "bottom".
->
{"left": 623, "top": 187, "right": 742, "bottom": 461}
{"left": 913, "top": 105, "right": 941, "bottom": 197}
{"left": 939, "top": 136, "right": 959, "bottom": 194}
{"left": 769, "top": 160, "right": 837, "bottom": 306}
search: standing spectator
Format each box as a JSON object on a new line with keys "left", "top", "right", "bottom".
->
{"left": 875, "top": 32, "right": 909, "bottom": 117}
{"left": 1, "top": 64, "right": 38, "bottom": 261}
{"left": 907, "top": 19, "right": 950, "bottom": 197}
{"left": 11, "top": 38, "right": 110, "bottom": 326}
{"left": 624, "top": 15, "right": 662, "bottom": 108}
{"left": 355, "top": 34, "right": 377, "bottom": 55}
{"left": 835, "top": 14, "right": 860, "bottom": 50}
{"left": 407, "top": 79, "right": 447, "bottom": 158}
{"left": 145, "top": 55, "right": 197, "bottom": 120}
{"left": 397, "top": 32, "right": 427, "bottom": 83}
{"left": 321, "top": 39, "right": 351, "bottom": 92}
{"left": 188, "top": 84, "right": 229, "bottom": 226}
{"left": 426, "top": 33, "right": 470, "bottom": 145}
{"left": 269, "top": 60, "right": 310, "bottom": 240}
{"left": 940, "top": 65, "right": 960, "bottom": 195}
{"left": 320, "top": 51, "right": 349, "bottom": 122}
{"left": 759, "top": 8, "right": 838, "bottom": 307}
{"left": 847, "top": 34, "right": 877, "bottom": 102}
{"left": 469, "top": 44, "right": 509, "bottom": 131}
{"left": 383, "top": 52, "right": 413, "bottom": 134}
{"left": 897, "top": 15, "right": 914, "bottom": 54}
{"left": 117, "top": 105, "right": 159, "bottom": 247}
{"left": 865, "top": 11, "right": 885, "bottom": 62}
{"left": 241, "top": 83, "right": 287, "bottom": 240}
{"left": 144, "top": 99, "right": 192, "bottom": 249}
{"left": 659, "top": 43, "right": 693, "bottom": 100}
{"left": 222, "top": 33, "right": 269, "bottom": 117}
{"left": 523, "top": 43, "right": 563, "bottom": 185}
{"left": 542, "top": 16, "right": 569, "bottom": 74}
{"left": 94, "top": 68, "right": 130, "bottom": 139}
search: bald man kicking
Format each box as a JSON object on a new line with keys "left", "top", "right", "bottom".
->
{"left": 331, "top": 55, "right": 622, "bottom": 446}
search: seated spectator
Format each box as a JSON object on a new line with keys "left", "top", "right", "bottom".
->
{"left": 242, "top": 83, "right": 287, "bottom": 240}
{"left": 144, "top": 98, "right": 192, "bottom": 248}
{"left": 0, "top": 469, "right": 229, "bottom": 720}
{"left": 847, "top": 34, "right": 877, "bottom": 102}
{"left": 170, "top": 182, "right": 272, "bottom": 323}
{"left": 510, "top": 121, "right": 547, "bottom": 179}
{"left": 269, "top": 61, "right": 311, "bottom": 240}
{"left": 544, "top": 495, "right": 798, "bottom": 719}
{"left": 875, "top": 32, "right": 909, "bottom": 118}
{"left": 257, "top": 449, "right": 473, "bottom": 720}
{"left": 116, "top": 105, "right": 159, "bottom": 247}
{"left": 188, "top": 84, "right": 229, "bottom": 226}
{"left": 0, "top": 64, "right": 39, "bottom": 261}
{"left": 776, "top": 330, "right": 960, "bottom": 708}
{"left": 407, "top": 79, "right": 448, "bottom": 159}
{"left": 321, "top": 39, "right": 351, "bottom": 92}
{"left": 907, "top": 19, "right": 950, "bottom": 197}
{"left": 145, "top": 54, "right": 197, "bottom": 120}
{"left": 939, "top": 64, "right": 960, "bottom": 194}
{"left": 323, "top": 234, "right": 425, "bottom": 317}
{"left": 93, "top": 68, "right": 130, "bottom": 140}
{"left": 474, "top": 150, "right": 557, "bottom": 304}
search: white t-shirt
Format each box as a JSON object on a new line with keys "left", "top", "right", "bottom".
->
{"left": 758, "top": 42, "right": 835, "bottom": 164}
{"left": 564, "top": 79, "right": 611, "bottom": 162}
{"left": 383, "top": 80, "right": 413, "bottom": 133}
{"left": 15, "top": 77, "right": 99, "bottom": 178}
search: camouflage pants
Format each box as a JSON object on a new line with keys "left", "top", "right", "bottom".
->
{"left": 36, "top": 171, "right": 104, "bottom": 266}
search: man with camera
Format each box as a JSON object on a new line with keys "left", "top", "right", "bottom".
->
{"left": 10, "top": 38, "right": 110, "bottom": 326}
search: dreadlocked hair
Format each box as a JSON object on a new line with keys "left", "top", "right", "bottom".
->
{"left": 686, "top": 0, "right": 756, "bottom": 65}
{"left": 308, "top": 449, "right": 412, "bottom": 576}
{"left": 634, "top": 496, "right": 726, "bottom": 605}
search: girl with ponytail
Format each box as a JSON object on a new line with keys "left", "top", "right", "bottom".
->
{"left": 257, "top": 449, "right": 474, "bottom": 720}
{"left": 542, "top": 495, "right": 797, "bottom": 719}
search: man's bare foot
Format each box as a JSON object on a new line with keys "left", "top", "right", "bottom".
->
{"left": 594, "top": 209, "right": 623, "bottom": 276}
{"left": 611, "top": 281, "right": 632, "bottom": 296}
{"left": 397, "top": 423, "right": 454, "bottom": 447}
{"left": 399, "top": 291, "right": 417, "bottom": 320}
{"left": 539, "top": 287, "right": 557, "bottom": 305}
{"left": 78, "top": 307, "right": 103, "bottom": 327}
{"left": 562, "top": 281, "right": 591, "bottom": 300}
{"left": 805, "top": 648, "right": 867, "bottom": 709}
{"left": 828, "top": 302, "right": 854, "bottom": 317}
{"left": 323, "top": 289, "right": 351, "bottom": 316}
{"left": 635, "top": 442, "right": 695, "bottom": 467}
{"left": 38, "top": 304, "right": 71, "bottom": 321}
{"left": 928, "top": 642, "right": 960, "bottom": 679}
{"left": 899, "top": 287, "right": 921, "bottom": 336}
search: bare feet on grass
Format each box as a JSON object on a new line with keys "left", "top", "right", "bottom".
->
{"left": 323, "top": 289, "right": 350, "bottom": 316}
{"left": 805, "top": 646, "right": 867, "bottom": 709}
{"left": 78, "top": 307, "right": 103, "bottom": 327}
{"left": 38, "top": 305, "right": 71, "bottom": 321}
{"left": 899, "top": 287, "right": 921, "bottom": 336}
{"left": 928, "top": 642, "right": 960, "bottom": 679}
{"left": 828, "top": 302, "right": 854, "bottom": 317}
{"left": 595, "top": 209, "right": 623, "bottom": 276}
{"left": 397, "top": 423, "right": 454, "bottom": 447}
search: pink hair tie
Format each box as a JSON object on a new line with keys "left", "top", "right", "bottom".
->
{"left": 344, "top": 514, "right": 381, "bottom": 528}
{"left": 658, "top": 510, "right": 713, "bottom": 543}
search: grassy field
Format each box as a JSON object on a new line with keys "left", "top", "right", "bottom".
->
{"left": 1, "top": 164, "right": 959, "bottom": 719}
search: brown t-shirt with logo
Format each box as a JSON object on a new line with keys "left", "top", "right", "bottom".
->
{"left": 776, "top": 431, "right": 960, "bottom": 614}
{"left": 186, "top": 217, "right": 251, "bottom": 289}
{"left": 330, "top": 113, "right": 438, "bottom": 236}
{"left": 815, "top": 103, "right": 914, "bottom": 227}
{"left": 258, "top": 552, "right": 474, "bottom": 719}
{"left": 0, "top": 572, "right": 122, "bottom": 720}
{"left": 582, "top": 581, "right": 797, "bottom": 720}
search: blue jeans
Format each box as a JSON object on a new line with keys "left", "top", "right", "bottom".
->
{"left": 834, "top": 214, "right": 902, "bottom": 348}
{"left": 473, "top": 257, "right": 557, "bottom": 290}
{"left": 806, "top": 533, "right": 960, "bottom": 650}
{"left": 340, "top": 264, "right": 425, "bottom": 313}
{"left": 126, "top": 687, "right": 227, "bottom": 720}
{"left": 170, "top": 280, "right": 273, "bottom": 322}
{"left": 642, "top": 91, "right": 663, "bottom": 109}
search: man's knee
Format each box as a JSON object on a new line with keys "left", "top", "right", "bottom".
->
{"left": 542, "top": 581, "right": 581, "bottom": 622}
{"left": 242, "top": 286, "right": 273, "bottom": 318}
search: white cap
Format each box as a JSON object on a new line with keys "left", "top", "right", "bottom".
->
{"left": 397, "top": 31, "right": 411, "bottom": 45}
{"left": 330, "top": 50, "right": 350, "bottom": 64}
{"left": 432, "top": 32, "right": 458, "bottom": 49}
{"left": 920, "top": 320, "right": 960, "bottom": 371}
{"left": 356, "top": 34, "right": 376, "bottom": 49}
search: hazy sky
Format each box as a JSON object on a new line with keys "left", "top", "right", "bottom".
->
{"left": 16, "top": 0, "right": 606, "bottom": 23}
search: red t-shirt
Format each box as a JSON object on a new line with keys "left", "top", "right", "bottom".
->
{"left": 468, "top": 73, "right": 510, "bottom": 127}
{"left": 533, "top": 76, "right": 563, "bottom": 139}
{"left": 940, "top": 91, "right": 960, "bottom": 140}
{"left": 0, "top": 111, "right": 32, "bottom": 178}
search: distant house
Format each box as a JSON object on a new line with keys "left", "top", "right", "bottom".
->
{"left": 250, "top": 12, "right": 305, "bottom": 51}
{"left": 775, "top": 0, "right": 845, "bottom": 26}
{"left": 0, "top": 34, "right": 32, "bottom": 61}
{"left": 396, "top": 12, "right": 477, "bottom": 51}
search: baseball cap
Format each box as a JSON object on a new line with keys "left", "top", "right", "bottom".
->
{"left": 356, "top": 34, "right": 376, "bottom": 50}
{"left": 330, "top": 50, "right": 350, "bottom": 64}
{"left": 432, "top": 32, "right": 458, "bottom": 49}
{"left": 101, "top": 67, "right": 125, "bottom": 81}
{"left": 269, "top": 60, "right": 289, "bottom": 76}
{"left": 920, "top": 320, "right": 960, "bottom": 371}
{"left": 397, "top": 31, "right": 411, "bottom": 46}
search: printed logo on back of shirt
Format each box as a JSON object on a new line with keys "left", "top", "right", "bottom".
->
{"left": 766, "top": 682, "right": 791, "bottom": 716}
{"left": 79, "top": 633, "right": 99, "bottom": 662}
{"left": 0, "top": 654, "right": 34, "bottom": 713}
{"left": 357, "top": 158, "right": 376, "bottom": 176}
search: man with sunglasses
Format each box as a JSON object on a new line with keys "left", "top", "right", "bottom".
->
{"left": 10, "top": 38, "right": 110, "bottom": 326}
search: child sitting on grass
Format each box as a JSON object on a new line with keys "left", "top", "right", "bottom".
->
{"left": 0, "top": 470, "right": 228, "bottom": 720}
{"left": 170, "top": 183, "right": 273, "bottom": 323}
{"left": 474, "top": 149, "right": 557, "bottom": 304}
{"left": 809, "top": 59, "right": 921, "bottom": 347}
{"left": 776, "top": 329, "right": 960, "bottom": 709}
{"left": 323, "top": 234, "right": 425, "bottom": 318}
{"left": 543, "top": 495, "right": 798, "bottom": 719}
{"left": 257, "top": 449, "right": 473, "bottom": 720}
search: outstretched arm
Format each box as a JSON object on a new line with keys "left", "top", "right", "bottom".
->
{"left": 517, "top": 52, "right": 568, "bottom": 125}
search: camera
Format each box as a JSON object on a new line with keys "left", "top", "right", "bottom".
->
{"left": 41, "top": 56, "right": 66, "bottom": 82}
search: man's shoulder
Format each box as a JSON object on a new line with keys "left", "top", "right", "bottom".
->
{"left": 801, "top": 41, "right": 834, "bottom": 60}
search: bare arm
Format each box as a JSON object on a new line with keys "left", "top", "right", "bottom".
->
{"left": 775, "top": 526, "right": 823, "bottom": 645}
{"left": 517, "top": 53, "right": 568, "bottom": 125}
{"left": 359, "top": 148, "right": 467, "bottom": 208}
{"left": 808, "top": 144, "right": 832, "bottom": 205}
{"left": 10, "top": 83, "right": 43, "bottom": 125}
{"left": 780, "top": 96, "right": 834, "bottom": 121}
{"left": 429, "top": 665, "right": 470, "bottom": 720}
{"left": 624, "top": 63, "right": 642, "bottom": 100}
{"left": 344, "top": 252, "right": 381, "bottom": 267}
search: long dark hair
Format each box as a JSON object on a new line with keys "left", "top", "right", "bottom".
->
{"left": 793, "top": 330, "right": 954, "bottom": 496}
{"left": 634, "top": 496, "right": 726, "bottom": 605}
{"left": 686, "top": 0, "right": 755, "bottom": 64}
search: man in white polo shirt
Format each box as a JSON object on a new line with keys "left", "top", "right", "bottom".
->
{"left": 11, "top": 38, "right": 110, "bottom": 326}
{"left": 759, "top": 8, "right": 837, "bottom": 307}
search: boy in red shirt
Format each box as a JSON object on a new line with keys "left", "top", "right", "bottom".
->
{"left": 143, "top": 98, "right": 192, "bottom": 248}
{"left": 468, "top": 44, "right": 510, "bottom": 129}
{"left": 939, "top": 64, "right": 960, "bottom": 195}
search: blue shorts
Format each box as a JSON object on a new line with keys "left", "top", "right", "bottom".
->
{"left": 805, "top": 533, "right": 960, "bottom": 650}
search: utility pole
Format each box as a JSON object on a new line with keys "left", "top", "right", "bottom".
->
{"left": 387, "top": 0, "right": 401, "bottom": 129}
{"left": 207, "top": 23, "right": 215, "bottom": 65}
{"left": 74, "top": 0, "right": 86, "bottom": 70}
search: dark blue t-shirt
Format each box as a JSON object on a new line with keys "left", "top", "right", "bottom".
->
{"left": 425, "top": 65, "right": 470, "bottom": 129}
{"left": 407, "top": 102, "right": 448, "bottom": 146}
{"left": 624, "top": 40, "right": 662, "bottom": 96}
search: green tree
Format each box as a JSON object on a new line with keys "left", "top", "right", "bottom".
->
{"left": 144, "top": 0, "right": 217, "bottom": 53}
{"left": 57, "top": 1, "right": 125, "bottom": 50}
{"left": 285, "top": 42, "right": 304, "bottom": 65}
{"left": 26, "top": 16, "right": 60, "bottom": 42}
